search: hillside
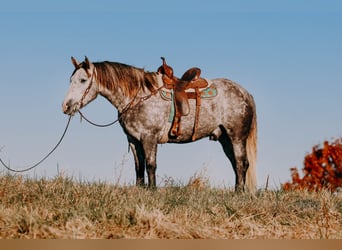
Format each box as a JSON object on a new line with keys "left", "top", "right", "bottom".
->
{"left": 0, "top": 174, "right": 341, "bottom": 239}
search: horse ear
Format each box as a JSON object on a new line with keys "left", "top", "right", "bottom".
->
{"left": 84, "top": 56, "right": 91, "bottom": 69}
{"left": 71, "top": 56, "right": 80, "bottom": 68}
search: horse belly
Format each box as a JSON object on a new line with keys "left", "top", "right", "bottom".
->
{"left": 166, "top": 98, "right": 220, "bottom": 143}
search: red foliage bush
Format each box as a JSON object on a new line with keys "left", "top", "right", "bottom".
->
{"left": 283, "top": 138, "right": 342, "bottom": 191}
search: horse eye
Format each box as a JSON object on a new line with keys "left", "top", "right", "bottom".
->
{"left": 80, "top": 79, "right": 87, "bottom": 83}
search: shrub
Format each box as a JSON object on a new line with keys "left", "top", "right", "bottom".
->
{"left": 283, "top": 138, "right": 342, "bottom": 192}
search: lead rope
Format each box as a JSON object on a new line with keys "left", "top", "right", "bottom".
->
{"left": 78, "top": 85, "right": 164, "bottom": 128}
{"left": 78, "top": 110, "right": 119, "bottom": 128}
{"left": 77, "top": 86, "right": 141, "bottom": 128}
{"left": 0, "top": 85, "right": 163, "bottom": 173}
{"left": 0, "top": 115, "right": 72, "bottom": 173}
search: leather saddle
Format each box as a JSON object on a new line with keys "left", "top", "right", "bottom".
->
{"left": 157, "top": 57, "right": 209, "bottom": 140}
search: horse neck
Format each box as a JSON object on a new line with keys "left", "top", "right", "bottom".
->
{"left": 93, "top": 62, "right": 157, "bottom": 113}
{"left": 97, "top": 82, "right": 134, "bottom": 113}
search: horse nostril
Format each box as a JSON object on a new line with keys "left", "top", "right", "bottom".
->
{"left": 62, "top": 101, "right": 71, "bottom": 114}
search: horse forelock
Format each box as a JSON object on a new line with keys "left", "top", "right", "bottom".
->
{"left": 71, "top": 61, "right": 91, "bottom": 78}
{"left": 93, "top": 62, "right": 158, "bottom": 98}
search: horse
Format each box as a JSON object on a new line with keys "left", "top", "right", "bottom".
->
{"left": 62, "top": 56, "right": 257, "bottom": 192}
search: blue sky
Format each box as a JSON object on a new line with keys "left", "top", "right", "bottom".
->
{"left": 0, "top": 1, "right": 341, "bottom": 188}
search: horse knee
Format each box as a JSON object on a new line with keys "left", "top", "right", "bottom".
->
{"left": 144, "top": 146, "right": 157, "bottom": 187}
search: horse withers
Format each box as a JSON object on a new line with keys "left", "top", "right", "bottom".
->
{"left": 62, "top": 56, "right": 257, "bottom": 192}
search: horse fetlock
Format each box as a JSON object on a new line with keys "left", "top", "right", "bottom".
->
{"left": 147, "top": 175, "right": 156, "bottom": 188}
{"left": 235, "top": 184, "right": 245, "bottom": 193}
{"left": 136, "top": 176, "right": 145, "bottom": 186}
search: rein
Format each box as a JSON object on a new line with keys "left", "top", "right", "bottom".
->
{"left": 0, "top": 115, "right": 72, "bottom": 173}
{"left": 0, "top": 71, "right": 163, "bottom": 173}
{"left": 78, "top": 110, "right": 119, "bottom": 127}
{"left": 78, "top": 85, "right": 164, "bottom": 127}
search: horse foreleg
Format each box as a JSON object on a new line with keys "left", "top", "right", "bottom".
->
{"left": 142, "top": 140, "right": 158, "bottom": 188}
{"left": 128, "top": 138, "right": 146, "bottom": 186}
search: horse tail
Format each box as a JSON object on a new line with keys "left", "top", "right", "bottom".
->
{"left": 245, "top": 109, "right": 257, "bottom": 193}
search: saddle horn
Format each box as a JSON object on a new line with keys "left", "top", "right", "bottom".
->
{"left": 157, "top": 57, "right": 174, "bottom": 78}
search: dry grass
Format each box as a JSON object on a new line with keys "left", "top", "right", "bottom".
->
{"left": 0, "top": 173, "right": 341, "bottom": 239}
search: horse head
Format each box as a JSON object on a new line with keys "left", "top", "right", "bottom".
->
{"left": 62, "top": 56, "right": 98, "bottom": 115}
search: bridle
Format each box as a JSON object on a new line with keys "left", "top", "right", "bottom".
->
{"left": 77, "top": 69, "right": 165, "bottom": 127}
{"left": 78, "top": 84, "right": 165, "bottom": 127}
{"left": 78, "top": 67, "right": 97, "bottom": 110}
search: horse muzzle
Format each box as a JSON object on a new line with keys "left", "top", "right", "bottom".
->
{"left": 62, "top": 100, "right": 80, "bottom": 116}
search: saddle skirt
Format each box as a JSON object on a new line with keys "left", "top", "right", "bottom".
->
{"left": 154, "top": 69, "right": 218, "bottom": 141}
{"left": 159, "top": 80, "right": 218, "bottom": 101}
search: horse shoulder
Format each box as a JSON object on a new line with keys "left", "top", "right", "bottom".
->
{"left": 120, "top": 94, "right": 171, "bottom": 142}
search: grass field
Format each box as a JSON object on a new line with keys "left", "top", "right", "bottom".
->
{"left": 0, "top": 174, "right": 341, "bottom": 239}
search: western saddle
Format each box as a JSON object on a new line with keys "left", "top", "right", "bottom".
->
{"left": 157, "top": 57, "right": 208, "bottom": 140}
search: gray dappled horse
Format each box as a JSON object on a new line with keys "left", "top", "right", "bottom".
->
{"left": 62, "top": 57, "right": 257, "bottom": 192}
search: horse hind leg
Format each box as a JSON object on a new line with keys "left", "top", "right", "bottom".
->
{"left": 231, "top": 140, "right": 250, "bottom": 192}
{"left": 217, "top": 127, "right": 238, "bottom": 186}
{"left": 217, "top": 126, "right": 249, "bottom": 192}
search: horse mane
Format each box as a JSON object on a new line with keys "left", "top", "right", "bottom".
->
{"left": 93, "top": 61, "right": 157, "bottom": 98}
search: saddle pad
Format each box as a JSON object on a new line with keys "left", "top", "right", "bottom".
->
{"left": 160, "top": 84, "right": 218, "bottom": 101}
